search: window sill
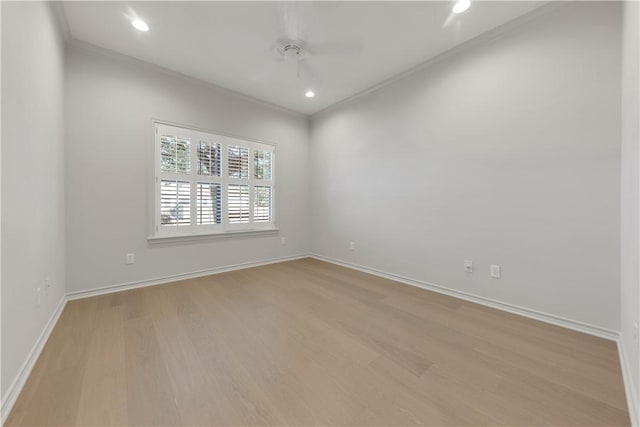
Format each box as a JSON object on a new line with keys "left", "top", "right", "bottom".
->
{"left": 147, "top": 228, "right": 280, "bottom": 245}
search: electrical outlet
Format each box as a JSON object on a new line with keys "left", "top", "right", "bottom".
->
{"left": 281, "top": 237, "right": 287, "bottom": 246}
{"left": 349, "top": 241, "right": 356, "bottom": 251}
{"left": 464, "top": 260, "right": 473, "bottom": 273}
{"left": 490, "top": 264, "right": 501, "bottom": 279}
{"left": 126, "top": 253, "right": 135, "bottom": 265}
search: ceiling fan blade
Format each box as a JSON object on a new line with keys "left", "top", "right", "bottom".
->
{"left": 277, "top": 1, "right": 304, "bottom": 41}
{"left": 299, "top": 59, "right": 321, "bottom": 85}
{"left": 248, "top": 58, "right": 284, "bottom": 83}
{"left": 308, "top": 39, "right": 364, "bottom": 56}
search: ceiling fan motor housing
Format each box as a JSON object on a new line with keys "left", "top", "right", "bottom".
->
{"left": 278, "top": 39, "right": 306, "bottom": 59}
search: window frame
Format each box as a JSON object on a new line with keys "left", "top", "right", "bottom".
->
{"left": 151, "top": 121, "right": 276, "bottom": 239}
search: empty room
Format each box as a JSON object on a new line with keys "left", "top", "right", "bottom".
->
{"left": 2, "top": 0, "right": 639, "bottom": 425}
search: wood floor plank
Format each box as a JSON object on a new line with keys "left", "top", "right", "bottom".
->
{"left": 382, "top": 291, "right": 626, "bottom": 408}
{"left": 167, "top": 283, "right": 283, "bottom": 426}
{"left": 5, "top": 258, "right": 630, "bottom": 426}
{"left": 192, "top": 275, "right": 340, "bottom": 425}
{"left": 122, "top": 291, "right": 181, "bottom": 426}
{"left": 74, "top": 297, "right": 128, "bottom": 426}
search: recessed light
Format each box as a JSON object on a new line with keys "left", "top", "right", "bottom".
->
{"left": 305, "top": 90, "right": 315, "bottom": 98}
{"left": 132, "top": 19, "right": 149, "bottom": 32}
{"left": 452, "top": 0, "right": 471, "bottom": 14}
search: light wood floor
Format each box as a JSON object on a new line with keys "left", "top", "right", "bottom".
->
{"left": 6, "top": 258, "right": 630, "bottom": 426}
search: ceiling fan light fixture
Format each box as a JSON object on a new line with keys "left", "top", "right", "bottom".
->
{"left": 452, "top": 0, "right": 471, "bottom": 14}
{"left": 305, "top": 90, "right": 315, "bottom": 98}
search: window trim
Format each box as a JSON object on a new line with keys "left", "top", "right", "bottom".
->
{"left": 150, "top": 120, "right": 277, "bottom": 240}
{"left": 147, "top": 227, "right": 280, "bottom": 245}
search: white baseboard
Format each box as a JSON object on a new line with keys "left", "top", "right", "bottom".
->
{"left": 618, "top": 337, "right": 639, "bottom": 426}
{"left": 1, "top": 295, "right": 67, "bottom": 426}
{"left": 66, "top": 253, "right": 310, "bottom": 301}
{"left": 310, "top": 253, "right": 619, "bottom": 341}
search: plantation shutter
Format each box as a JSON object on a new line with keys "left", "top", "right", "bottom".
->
{"left": 154, "top": 122, "right": 275, "bottom": 237}
{"left": 252, "top": 142, "right": 275, "bottom": 226}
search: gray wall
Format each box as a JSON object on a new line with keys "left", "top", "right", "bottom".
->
{"left": 1, "top": 1, "right": 66, "bottom": 401}
{"left": 621, "top": 0, "right": 640, "bottom": 414}
{"left": 64, "top": 45, "right": 311, "bottom": 294}
{"left": 310, "top": 2, "right": 622, "bottom": 331}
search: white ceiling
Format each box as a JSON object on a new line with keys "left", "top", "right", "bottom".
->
{"left": 62, "top": 1, "right": 546, "bottom": 115}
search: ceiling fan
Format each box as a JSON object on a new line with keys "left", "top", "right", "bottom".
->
{"left": 252, "top": 3, "right": 364, "bottom": 84}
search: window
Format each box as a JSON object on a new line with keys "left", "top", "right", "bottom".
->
{"left": 154, "top": 122, "right": 275, "bottom": 237}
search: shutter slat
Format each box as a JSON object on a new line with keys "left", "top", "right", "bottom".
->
{"left": 254, "top": 186, "right": 272, "bottom": 223}
{"left": 160, "top": 180, "right": 191, "bottom": 226}
{"left": 228, "top": 145, "right": 249, "bottom": 179}
{"left": 228, "top": 184, "right": 250, "bottom": 224}
{"left": 197, "top": 141, "right": 221, "bottom": 176}
{"left": 160, "top": 135, "right": 191, "bottom": 174}
{"left": 254, "top": 149, "right": 272, "bottom": 180}
{"left": 196, "top": 182, "right": 222, "bottom": 225}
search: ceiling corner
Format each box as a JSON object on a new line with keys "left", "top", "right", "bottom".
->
{"left": 50, "top": 2, "right": 72, "bottom": 43}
